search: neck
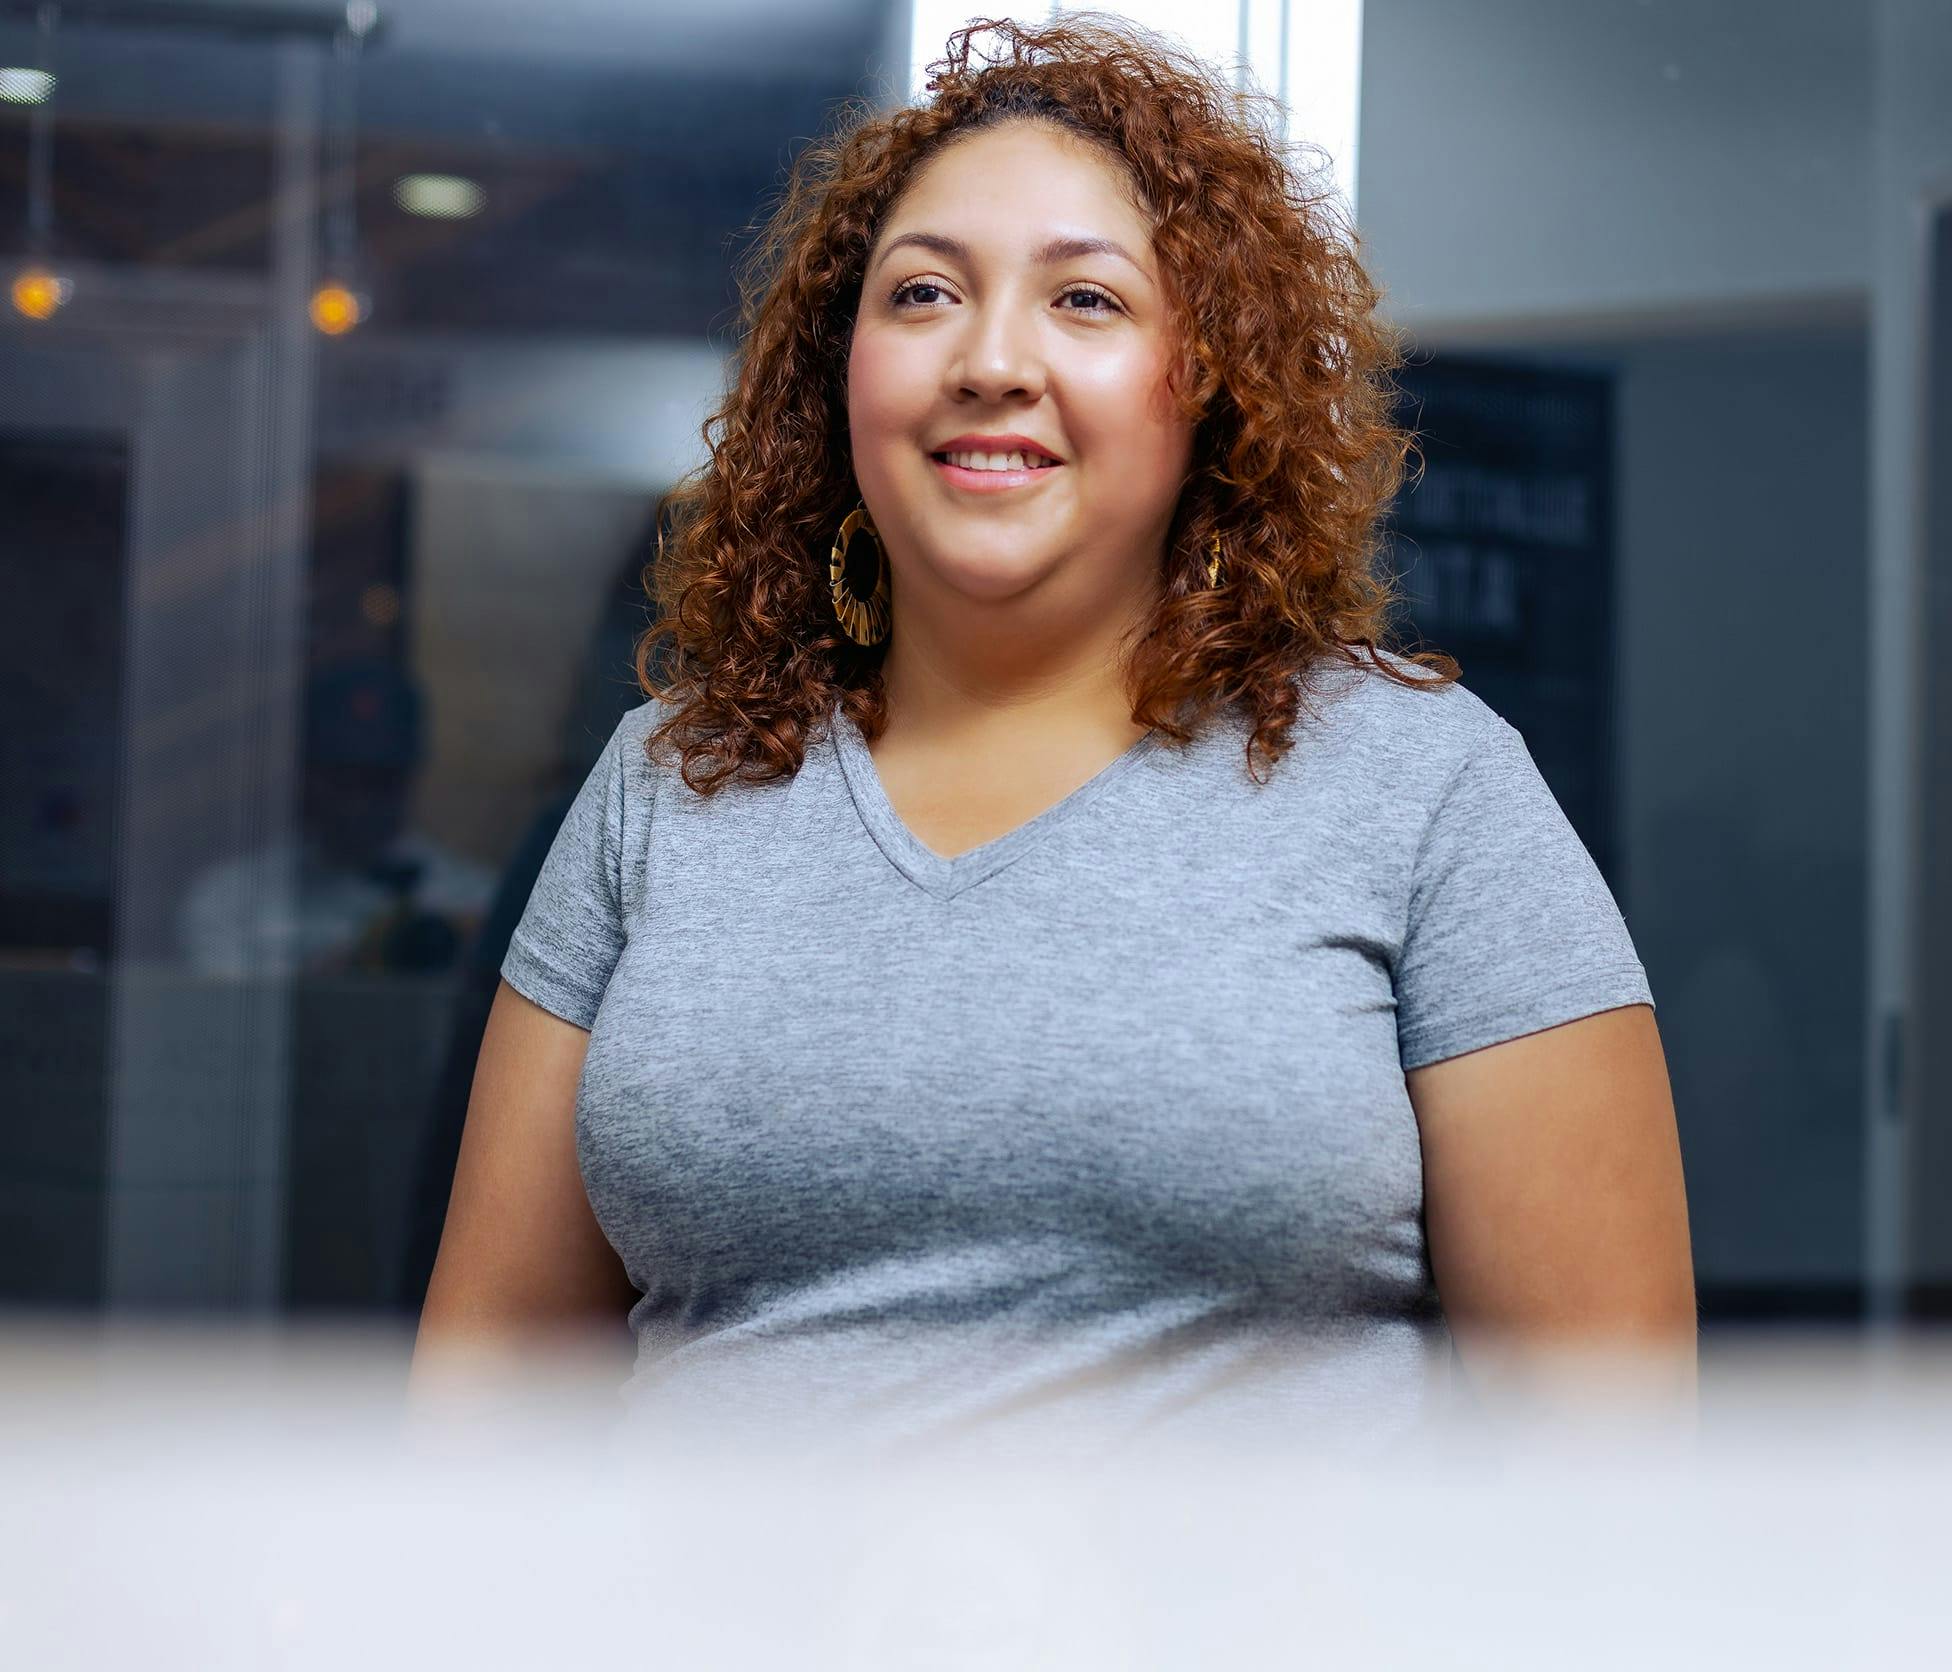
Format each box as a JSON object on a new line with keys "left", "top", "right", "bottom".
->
{"left": 872, "top": 558, "right": 1160, "bottom": 751}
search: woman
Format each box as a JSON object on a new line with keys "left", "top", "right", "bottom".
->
{"left": 411, "top": 15, "right": 1696, "bottom": 1458}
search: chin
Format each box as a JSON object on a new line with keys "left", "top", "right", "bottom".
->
{"left": 920, "top": 538, "right": 1060, "bottom": 591}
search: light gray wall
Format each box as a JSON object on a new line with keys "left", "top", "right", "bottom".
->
{"left": 1358, "top": 0, "right": 1872, "bottom": 334}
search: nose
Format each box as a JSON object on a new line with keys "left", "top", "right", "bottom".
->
{"left": 946, "top": 294, "right": 1047, "bottom": 405}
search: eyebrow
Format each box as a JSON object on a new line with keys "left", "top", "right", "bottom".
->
{"left": 869, "top": 230, "right": 1146, "bottom": 276}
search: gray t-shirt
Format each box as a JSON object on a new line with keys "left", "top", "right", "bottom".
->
{"left": 501, "top": 651, "right": 1654, "bottom": 1462}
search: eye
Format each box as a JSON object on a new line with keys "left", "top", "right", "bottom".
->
{"left": 889, "top": 278, "right": 953, "bottom": 307}
{"left": 1058, "top": 284, "right": 1122, "bottom": 314}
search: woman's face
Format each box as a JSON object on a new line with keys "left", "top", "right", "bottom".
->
{"left": 847, "top": 120, "right": 1194, "bottom": 616}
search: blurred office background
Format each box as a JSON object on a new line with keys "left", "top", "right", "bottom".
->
{"left": 0, "top": 0, "right": 1946, "bottom": 1347}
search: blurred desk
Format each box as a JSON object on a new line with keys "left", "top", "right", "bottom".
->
{"left": 0, "top": 1322, "right": 1948, "bottom": 1669}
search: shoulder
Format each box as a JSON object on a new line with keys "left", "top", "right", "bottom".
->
{"left": 616, "top": 694, "right": 672, "bottom": 747}
{"left": 613, "top": 692, "right": 833, "bottom": 796}
{"left": 1289, "top": 648, "right": 1501, "bottom": 786}
{"left": 608, "top": 694, "right": 678, "bottom": 782}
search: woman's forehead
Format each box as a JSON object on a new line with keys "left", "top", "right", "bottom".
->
{"left": 873, "top": 124, "right": 1156, "bottom": 269}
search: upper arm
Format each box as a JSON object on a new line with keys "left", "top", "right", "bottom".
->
{"left": 1406, "top": 1002, "right": 1698, "bottom": 1404}
{"left": 413, "top": 978, "right": 637, "bottom": 1359}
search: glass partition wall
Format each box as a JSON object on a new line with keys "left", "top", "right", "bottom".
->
{"left": 0, "top": 0, "right": 902, "bottom": 1323}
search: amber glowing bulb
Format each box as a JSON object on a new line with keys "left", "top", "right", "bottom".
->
{"left": 10, "top": 266, "right": 69, "bottom": 320}
{"left": 309, "top": 281, "right": 368, "bottom": 335}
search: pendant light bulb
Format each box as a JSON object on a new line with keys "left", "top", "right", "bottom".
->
{"left": 309, "top": 279, "right": 370, "bottom": 335}
{"left": 10, "top": 264, "right": 71, "bottom": 320}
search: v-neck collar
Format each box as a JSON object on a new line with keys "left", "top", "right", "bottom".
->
{"left": 829, "top": 702, "right": 1163, "bottom": 901}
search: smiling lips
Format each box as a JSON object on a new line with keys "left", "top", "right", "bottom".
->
{"left": 929, "top": 433, "right": 1065, "bottom": 492}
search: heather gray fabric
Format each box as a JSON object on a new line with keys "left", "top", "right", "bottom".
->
{"left": 500, "top": 651, "right": 1655, "bottom": 1462}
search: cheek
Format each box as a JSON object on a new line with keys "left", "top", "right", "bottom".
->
{"left": 846, "top": 330, "right": 925, "bottom": 447}
{"left": 1068, "top": 341, "right": 1189, "bottom": 476}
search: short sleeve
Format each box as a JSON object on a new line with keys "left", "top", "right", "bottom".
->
{"left": 500, "top": 719, "right": 631, "bottom": 1029}
{"left": 1394, "top": 712, "right": 1654, "bottom": 1072}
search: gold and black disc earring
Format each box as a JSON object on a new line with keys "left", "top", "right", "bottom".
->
{"left": 829, "top": 502, "right": 891, "bottom": 646}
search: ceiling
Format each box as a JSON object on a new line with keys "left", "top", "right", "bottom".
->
{"left": 0, "top": 0, "right": 898, "bottom": 139}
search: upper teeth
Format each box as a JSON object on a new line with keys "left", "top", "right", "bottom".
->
{"left": 942, "top": 450, "right": 1054, "bottom": 471}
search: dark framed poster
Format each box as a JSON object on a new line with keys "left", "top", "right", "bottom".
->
{"left": 1381, "top": 358, "right": 1620, "bottom": 885}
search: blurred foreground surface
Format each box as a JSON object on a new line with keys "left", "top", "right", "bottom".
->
{"left": 2, "top": 1316, "right": 1949, "bottom": 1668}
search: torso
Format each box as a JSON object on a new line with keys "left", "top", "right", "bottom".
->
{"left": 547, "top": 661, "right": 1497, "bottom": 1454}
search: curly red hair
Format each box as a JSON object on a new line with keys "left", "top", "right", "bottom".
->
{"left": 634, "top": 10, "right": 1456, "bottom": 792}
